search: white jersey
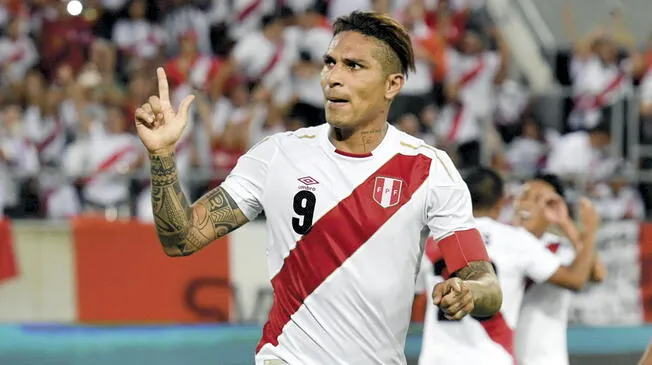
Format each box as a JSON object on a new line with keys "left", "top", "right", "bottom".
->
{"left": 418, "top": 217, "right": 560, "bottom": 365}
{"left": 515, "top": 232, "right": 576, "bottom": 365}
{"left": 221, "top": 123, "right": 479, "bottom": 365}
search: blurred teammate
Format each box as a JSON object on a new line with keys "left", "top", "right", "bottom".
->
{"left": 418, "top": 167, "right": 601, "bottom": 365}
{"left": 514, "top": 174, "right": 607, "bottom": 365}
{"left": 134, "top": 11, "right": 502, "bottom": 365}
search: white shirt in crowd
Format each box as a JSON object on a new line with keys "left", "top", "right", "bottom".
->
{"left": 570, "top": 56, "right": 632, "bottom": 130}
{"left": 112, "top": 18, "right": 166, "bottom": 60}
{"left": 591, "top": 183, "right": 645, "bottom": 221}
{"left": 232, "top": 31, "right": 295, "bottom": 106}
{"left": 516, "top": 232, "right": 576, "bottom": 365}
{"left": 418, "top": 217, "right": 560, "bottom": 365}
{"left": 23, "top": 106, "right": 67, "bottom": 166}
{"left": 505, "top": 137, "right": 546, "bottom": 178}
{"left": 436, "top": 50, "right": 500, "bottom": 144}
{"left": 0, "top": 128, "right": 39, "bottom": 212}
{"left": 0, "top": 34, "right": 38, "bottom": 83}
{"left": 401, "top": 21, "right": 434, "bottom": 96}
{"left": 220, "top": 123, "right": 478, "bottom": 364}
{"left": 545, "top": 131, "right": 617, "bottom": 184}
{"left": 286, "top": 24, "right": 332, "bottom": 108}
{"left": 228, "top": 0, "right": 276, "bottom": 41}
{"left": 65, "top": 132, "right": 143, "bottom": 207}
{"left": 327, "top": 0, "right": 372, "bottom": 21}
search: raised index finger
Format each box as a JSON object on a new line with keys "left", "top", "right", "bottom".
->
{"left": 156, "top": 67, "right": 171, "bottom": 106}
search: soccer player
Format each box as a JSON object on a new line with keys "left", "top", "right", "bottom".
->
{"left": 418, "top": 167, "right": 600, "bottom": 365}
{"left": 134, "top": 11, "right": 502, "bottom": 365}
{"left": 514, "top": 173, "right": 607, "bottom": 365}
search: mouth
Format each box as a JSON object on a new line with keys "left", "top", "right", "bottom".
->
{"left": 326, "top": 97, "right": 350, "bottom": 106}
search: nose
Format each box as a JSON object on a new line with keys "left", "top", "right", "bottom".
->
{"left": 322, "top": 65, "right": 343, "bottom": 89}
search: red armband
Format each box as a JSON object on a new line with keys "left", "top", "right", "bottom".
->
{"left": 424, "top": 237, "right": 443, "bottom": 264}
{"left": 436, "top": 229, "right": 489, "bottom": 274}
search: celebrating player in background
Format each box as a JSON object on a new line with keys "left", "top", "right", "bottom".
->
{"left": 514, "top": 174, "right": 607, "bottom": 365}
{"left": 134, "top": 11, "right": 502, "bottom": 365}
{"left": 418, "top": 167, "right": 603, "bottom": 365}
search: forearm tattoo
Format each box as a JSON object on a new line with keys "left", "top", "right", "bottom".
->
{"left": 455, "top": 261, "right": 502, "bottom": 317}
{"left": 150, "top": 152, "right": 247, "bottom": 256}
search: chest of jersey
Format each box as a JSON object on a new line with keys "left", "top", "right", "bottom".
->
{"left": 259, "top": 140, "right": 431, "bottom": 261}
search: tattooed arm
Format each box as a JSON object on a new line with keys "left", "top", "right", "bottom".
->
{"left": 432, "top": 260, "right": 502, "bottom": 320}
{"left": 454, "top": 261, "right": 502, "bottom": 317}
{"left": 150, "top": 152, "right": 248, "bottom": 256}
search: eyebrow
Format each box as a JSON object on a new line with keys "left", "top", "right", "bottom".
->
{"left": 322, "top": 54, "right": 369, "bottom": 66}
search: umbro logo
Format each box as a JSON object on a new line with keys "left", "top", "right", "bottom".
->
{"left": 297, "top": 176, "right": 318, "bottom": 191}
{"left": 298, "top": 176, "right": 319, "bottom": 185}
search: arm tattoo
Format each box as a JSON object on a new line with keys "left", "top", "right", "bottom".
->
{"left": 455, "top": 260, "right": 496, "bottom": 281}
{"left": 150, "top": 152, "right": 248, "bottom": 256}
{"left": 455, "top": 261, "right": 502, "bottom": 317}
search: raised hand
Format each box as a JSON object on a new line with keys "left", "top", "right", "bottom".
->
{"left": 134, "top": 67, "right": 195, "bottom": 155}
{"left": 578, "top": 197, "right": 600, "bottom": 234}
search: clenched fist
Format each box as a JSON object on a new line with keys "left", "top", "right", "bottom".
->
{"left": 134, "top": 67, "right": 195, "bottom": 155}
{"left": 433, "top": 277, "right": 474, "bottom": 320}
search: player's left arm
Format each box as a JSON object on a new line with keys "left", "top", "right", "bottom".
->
{"left": 426, "top": 151, "right": 502, "bottom": 320}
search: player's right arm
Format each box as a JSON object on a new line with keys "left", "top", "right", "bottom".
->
{"left": 149, "top": 153, "right": 248, "bottom": 256}
{"left": 426, "top": 151, "right": 502, "bottom": 319}
{"left": 135, "top": 67, "right": 253, "bottom": 256}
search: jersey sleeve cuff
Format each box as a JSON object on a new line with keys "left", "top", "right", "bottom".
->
{"left": 220, "top": 178, "right": 261, "bottom": 221}
{"left": 435, "top": 228, "right": 489, "bottom": 275}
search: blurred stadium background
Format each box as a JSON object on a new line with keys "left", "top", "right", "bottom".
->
{"left": 1, "top": 0, "right": 652, "bottom": 364}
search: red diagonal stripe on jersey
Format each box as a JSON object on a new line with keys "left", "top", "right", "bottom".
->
{"left": 478, "top": 312, "right": 514, "bottom": 359}
{"left": 256, "top": 153, "right": 432, "bottom": 352}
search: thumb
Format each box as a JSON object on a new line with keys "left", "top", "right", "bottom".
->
{"left": 177, "top": 94, "right": 196, "bottom": 122}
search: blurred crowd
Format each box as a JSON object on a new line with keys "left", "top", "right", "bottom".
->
{"left": 0, "top": 0, "right": 649, "bottom": 223}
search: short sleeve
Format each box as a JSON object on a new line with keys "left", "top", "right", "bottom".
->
{"left": 220, "top": 136, "right": 278, "bottom": 220}
{"left": 426, "top": 151, "right": 476, "bottom": 240}
{"left": 519, "top": 230, "right": 561, "bottom": 284}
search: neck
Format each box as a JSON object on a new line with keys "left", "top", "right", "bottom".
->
{"left": 473, "top": 209, "right": 499, "bottom": 221}
{"left": 329, "top": 120, "right": 389, "bottom": 155}
{"left": 531, "top": 226, "right": 546, "bottom": 238}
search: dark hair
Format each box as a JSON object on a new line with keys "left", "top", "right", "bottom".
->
{"left": 533, "top": 172, "right": 565, "bottom": 198}
{"left": 332, "top": 11, "right": 415, "bottom": 76}
{"left": 463, "top": 167, "right": 504, "bottom": 211}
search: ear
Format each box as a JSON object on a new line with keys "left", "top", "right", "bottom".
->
{"left": 384, "top": 73, "right": 404, "bottom": 101}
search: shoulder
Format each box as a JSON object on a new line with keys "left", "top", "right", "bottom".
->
{"left": 257, "top": 125, "right": 324, "bottom": 150}
{"left": 392, "top": 130, "right": 463, "bottom": 187}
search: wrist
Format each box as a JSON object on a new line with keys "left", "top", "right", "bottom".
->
{"left": 559, "top": 219, "right": 578, "bottom": 235}
{"left": 149, "top": 148, "right": 175, "bottom": 158}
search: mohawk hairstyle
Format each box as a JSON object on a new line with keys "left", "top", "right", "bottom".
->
{"left": 333, "top": 11, "right": 416, "bottom": 77}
